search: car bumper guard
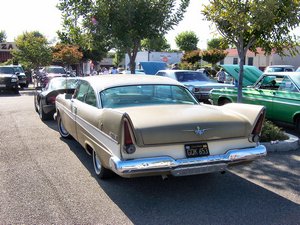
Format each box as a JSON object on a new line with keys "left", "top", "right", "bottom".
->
{"left": 109, "top": 145, "right": 266, "bottom": 177}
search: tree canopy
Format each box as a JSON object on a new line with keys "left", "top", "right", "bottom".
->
{"left": 175, "top": 31, "right": 199, "bottom": 52}
{"left": 202, "top": 0, "right": 300, "bottom": 102}
{"left": 12, "top": 31, "right": 52, "bottom": 71}
{"left": 141, "top": 36, "right": 171, "bottom": 52}
{"left": 0, "top": 30, "right": 6, "bottom": 42}
{"left": 58, "top": 0, "right": 190, "bottom": 73}
{"left": 207, "top": 37, "right": 229, "bottom": 50}
{"left": 52, "top": 43, "right": 83, "bottom": 67}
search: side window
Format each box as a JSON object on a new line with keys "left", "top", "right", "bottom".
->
{"left": 76, "top": 81, "right": 90, "bottom": 102}
{"left": 155, "top": 85, "right": 172, "bottom": 99}
{"left": 85, "top": 87, "right": 97, "bottom": 107}
{"left": 156, "top": 72, "right": 166, "bottom": 76}
{"left": 278, "top": 77, "right": 299, "bottom": 92}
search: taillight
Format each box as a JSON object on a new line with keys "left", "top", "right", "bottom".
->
{"left": 47, "top": 95, "right": 56, "bottom": 104}
{"left": 250, "top": 110, "right": 265, "bottom": 143}
{"left": 123, "top": 120, "right": 136, "bottom": 154}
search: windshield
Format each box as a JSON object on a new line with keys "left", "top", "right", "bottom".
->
{"left": 12, "top": 66, "right": 25, "bottom": 73}
{"left": 48, "top": 78, "right": 79, "bottom": 90}
{"left": 292, "top": 75, "right": 300, "bottom": 87}
{"left": 0, "top": 67, "right": 15, "bottom": 74}
{"left": 266, "top": 67, "right": 294, "bottom": 72}
{"left": 100, "top": 84, "right": 198, "bottom": 108}
{"left": 45, "top": 67, "right": 66, "bottom": 74}
{"left": 175, "top": 71, "right": 211, "bottom": 82}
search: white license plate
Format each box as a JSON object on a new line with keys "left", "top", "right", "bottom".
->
{"left": 0, "top": 84, "right": 6, "bottom": 87}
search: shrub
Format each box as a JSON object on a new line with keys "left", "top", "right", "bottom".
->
{"left": 260, "top": 120, "right": 289, "bottom": 142}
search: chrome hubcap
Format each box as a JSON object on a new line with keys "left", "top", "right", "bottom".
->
{"left": 93, "top": 151, "right": 101, "bottom": 174}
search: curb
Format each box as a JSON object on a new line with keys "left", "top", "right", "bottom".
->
{"left": 262, "top": 133, "right": 300, "bottom": 152}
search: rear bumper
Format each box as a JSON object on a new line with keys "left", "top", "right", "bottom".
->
{"left": 109, "top": 145, "right": 266, "bottom": 177}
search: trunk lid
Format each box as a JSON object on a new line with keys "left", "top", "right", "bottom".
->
{"left": 120, "top": 104, "right": 251, "bottom": 146}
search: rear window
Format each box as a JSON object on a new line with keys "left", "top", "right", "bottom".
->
{"left": 175, "top": 71, "right": 210, "bottom": 82}
{"left": 100, "top": 84, "right": 198, "bottom": 108}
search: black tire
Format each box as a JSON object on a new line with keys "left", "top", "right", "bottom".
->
{"left": 38, "top": 101, "right": 50, "bottom": 121}
{"left": 57, "top": 113, "right": 72, "bottom": 139}
{"left": 34, "top": 96, "right": 38, "bottom": 112}
{"left": 219, "top": 98, "right": 231, "bottom": 106}
{"left": 296, "top": 117, "right": 300, "bottom": 134}
{"left": 92, "top": 149, "right": 113, "bottom": 179}
{"left": 13, "top": 88, "right": 19, "bottom": 94}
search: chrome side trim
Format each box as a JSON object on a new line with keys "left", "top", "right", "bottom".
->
{"left": 109, "top": 145, "right": 266, "bottom": 177}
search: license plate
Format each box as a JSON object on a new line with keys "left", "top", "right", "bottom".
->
{"left": 0, "top": 84, "right": 6, "bottom": 87}
{"left": 185, "top": 143, "right": 209, "bottom": 158}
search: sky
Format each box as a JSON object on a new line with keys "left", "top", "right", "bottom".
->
{"left": 0, "top": 0, "right": 214, "bottom": 49}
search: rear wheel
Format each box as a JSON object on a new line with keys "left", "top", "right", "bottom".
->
{"left": 39, "top": 101, "right": 50, "bottom": 120}
{"left": 57, "top": 113, "right": 71, "bottom": 139}
{"left": 92, "top": 149, "right": 113, "bottom": 179}
{"left": 219, "top": 98, "right": 231, "bottom": 106}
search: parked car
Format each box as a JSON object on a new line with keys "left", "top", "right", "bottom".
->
{"left": 5, "top": 65, "right": 28, "bottom": 88}
{"left": 0, "top": 66, "right": 19, "bottom": 93}
{"left": 35, "top": 65, "right": 69, "bottom": 87}
{"left": 264, "top": 65, "right": 295, "bottom": 72}
{"left": 34, "top": 77, "right": 79, "bottom": 120}
{"left": 155, "top": 70, "right": 234, "bottom": 103}
{"left": 55, "top": 75, "right": 266, "bottom": 179}
{"left": 209, "top": 71, "right": 300, "bottom": 132}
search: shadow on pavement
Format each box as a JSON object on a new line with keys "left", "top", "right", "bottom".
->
{"left": 59, "top": 136, "right": 300, "bottom": 225}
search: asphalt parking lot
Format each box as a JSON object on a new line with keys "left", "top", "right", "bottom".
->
{"left": 0, "top": 90, "right": 299, "bottom": 225}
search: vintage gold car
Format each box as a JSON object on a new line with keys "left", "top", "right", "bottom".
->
{"left": 55, "top": 75, "right": 267, "bottom": 179}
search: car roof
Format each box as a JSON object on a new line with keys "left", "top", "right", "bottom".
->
{"left": 263, "top": 71, "right": 300, "bottom": 76}
{"left": 156, "top": 70, "right": 200, "bottom": 73}
{"left": 266, "top": 65, "right": 294, "bottom": 68}
{"left": 81, "top": 75, "right": 184, "bottom": 91}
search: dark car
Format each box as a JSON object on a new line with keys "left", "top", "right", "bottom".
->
{"left": 155, "top": 70, "right": 233, "bottom": 103}
{"left": 0, "top": 66, "right": 19, "bottom": 93}
{"left": 35, "top": 66, "right": 69, "bottom": 87}
{"left": 6, "top": 65, "right": 28, "bottom": 88}
{"left": 34, "top": 77, "right": 79, "bottom": 120}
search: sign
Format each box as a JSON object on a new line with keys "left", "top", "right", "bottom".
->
{"left": 0, "top": 42, "right": 16, "bottom": 52}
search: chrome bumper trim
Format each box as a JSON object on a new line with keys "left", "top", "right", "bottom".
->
{"left": 109, "top": 145, "right": 266, "bottom": 177}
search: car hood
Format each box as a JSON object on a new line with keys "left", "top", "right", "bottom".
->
{"left": 221, "top": 65, "right": 263, "bottom": 86}
{"left": 140, "top": 61, "right": 167, "bottom": 75}
{"left": 119, "top": 104, "right": 252, "bottom": 145}
{"left": 0, "top": 73, "right": 14, "bottom": 78}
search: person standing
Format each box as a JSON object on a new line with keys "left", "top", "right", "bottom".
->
{"left": 217, "top": 69, "right": 226, "bottom": 83}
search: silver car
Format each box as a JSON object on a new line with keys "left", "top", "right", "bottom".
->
{"left": 155, "top": 70, "right": 234, "bottom": 103}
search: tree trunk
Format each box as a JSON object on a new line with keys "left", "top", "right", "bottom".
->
{"left": 237, "top": 49, "right": 246, "bottom": 103}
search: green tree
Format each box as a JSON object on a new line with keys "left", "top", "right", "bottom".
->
{"left": 175, "top": 31, "right": 199, "bottom": 52}
{"left": 141, "top": 36, "right": 171, "bottom": 52}
{"left": 0, "top": 30, "right": 6, "bottom": 42}
{"left": 201, "top": 49, "right": 228, "bottom": 68}
{"left": 12, "top": 31, "right": 52, "bottom": 71}
{"left": 203, "top": 0, "right": 300, "bottom": 102}
{"left": 113, "top": 50, "right": 125, "bottom": 67}
{"left": 207, "top": 37, "right": 229, "bottom": 50}
{"left": 57, "top": 0, "right": 110, "bottom": 62}
{"left": 58, "top": 0, "right": 190, "bottom": 73}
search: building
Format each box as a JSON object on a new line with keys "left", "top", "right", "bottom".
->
{"left": 220, "top": 47, "right": 300, "bottom": 71}
{"left": 220, "top": 48, "right": 271, "bottom": 71}
{"left": 0, "top": 42, "right": 16, "bottom": 63}
{"left": 125, "top": 51, "right": 183, "bottom": 69}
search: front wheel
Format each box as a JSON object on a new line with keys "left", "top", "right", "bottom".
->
{"left": 219, "top": 98, "right": 231, "bottom": 106}
{"left": 296, "top": 117, "right": 300, "bottom": 134}
{"left": 39, "top": 101, "right": 50, "bottom": 121}
{"left": 92, "top": 149, "right": 113, "bottom": 179}
{"left": 57, "top": 113, "right": 71, "bottom": 139}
